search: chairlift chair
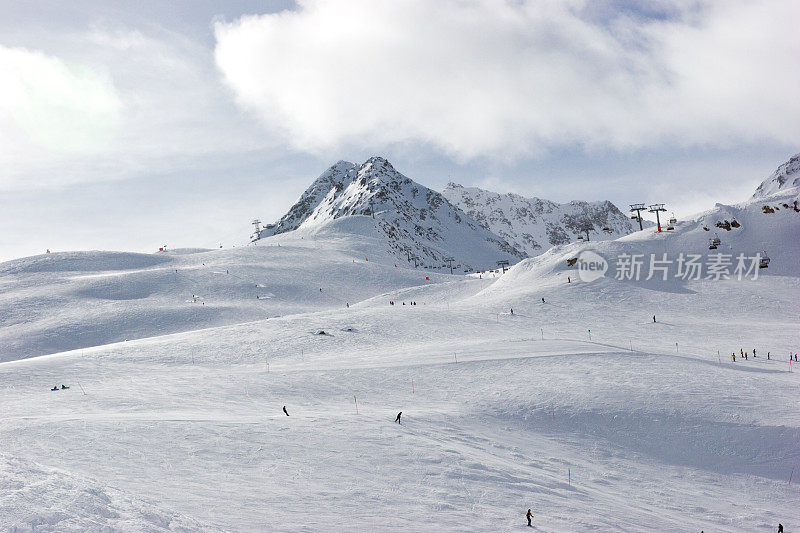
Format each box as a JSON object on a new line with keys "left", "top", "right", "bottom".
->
{"left": 759, "top": 252, "right": 770, "bottom": 269}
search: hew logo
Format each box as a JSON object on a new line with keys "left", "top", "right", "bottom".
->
{"left": 576, "top": 250, "right": 608, "bottom": 282}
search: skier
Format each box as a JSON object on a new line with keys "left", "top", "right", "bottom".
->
{"left": 778, "top": 523, "right": 783, "bottom": 533}
{"left": 61, "top": 384, "right": 69, "bottom": 389}
{"left": 395, "top": 412, "right": 402, "bottom": 424}
{"left": 50, "top": 386, "right": 59, "bottom": 391}
{"left": 541, "top": 297, "right": 545, "bottom": 303}
{"left": 346, "top": 303, "right": 349, "bottom": 308}
{"left": 653, "top": 315, "right": 656, "bottom": 323}
{"left": 795, "top": 354, "right": 798, "bottom": 362}
{"left": 526, "top": 508, "right": 533, "bottom": 527}
{"left": 510, "top": 308, "right": 513, "bottom": 315}
{"left": 731, "top": 353, "right": 735, "bottom": 362}
{"left": 283, "top": 406, "right": 289, "bottom": 416}
{"left": 568, "top": 276, "right": 571, "bottom": 283}
{"left": 319, "top": 288, "right": 322, "bottom": 292}
{"left": 767, "top": 352, "right": 770, "bottom": 360}
{"left": 745, "top": 352, "right": 748, "bottom": 360}
{"left": 753, "top": 348, "right": 756, "bottom": 357}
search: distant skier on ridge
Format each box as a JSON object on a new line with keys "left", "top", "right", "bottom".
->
{"left": 395, "top": 412, "right": 402, "bottom": 424}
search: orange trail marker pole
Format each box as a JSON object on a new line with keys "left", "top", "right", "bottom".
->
{"left": 568, "top": 468, "right": 571, "bottom": 485}
{"left": 354, "top": 395, "right": 358, "bottom": 414}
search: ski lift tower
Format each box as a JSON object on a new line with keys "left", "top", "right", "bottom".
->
{"left": 648, "top": 204, "right": 667, "bottom": 232}
{"left": 444, "top": 257, "right": 455, "bottom": 275}
{"left": 251, "top": 219, "right": 262, "bottom": 239}
{"left": 497, "top": 260, "right": 509, "bottom": 273}
{"left": 629, "top": 204, "right": 646, "bottom": 231}
{"left": 580, "top": 222, "right": 593, "bottom": 242}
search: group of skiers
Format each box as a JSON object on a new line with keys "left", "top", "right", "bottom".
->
{"left": 729, "top": 348, "right": 796, "bottom": 362}
{"left": 389, "top": 301, "right": 418, "bottom": 306}
{"left": 49, "top": 384, "right": 69, "bottom": 391}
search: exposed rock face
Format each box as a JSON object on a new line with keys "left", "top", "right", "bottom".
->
{"left": 442, "top": 183, "right": 638, "bottom": 257}
{"left": 752, "top": 153, "right": 800, "bottom": 198}
{"left": 257, "top": 157, "right": 525, "bottom": 271}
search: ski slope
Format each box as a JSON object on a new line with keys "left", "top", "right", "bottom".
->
{"left": 1, "top": 189, "right": 798, "bottom": 531}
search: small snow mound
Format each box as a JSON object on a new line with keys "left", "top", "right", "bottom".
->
{"left": 0, "top": 251, "right": 170, "bottom": 274}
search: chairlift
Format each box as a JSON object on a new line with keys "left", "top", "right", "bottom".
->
{"left": 759, "top": 252, "right": 770, "bottom": 269}
{"left": 666, "top": 212, "right": 676, "bottom": 230}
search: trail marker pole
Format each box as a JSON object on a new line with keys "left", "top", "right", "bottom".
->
{"left": 568, "top": 468, "right": 571, "bottom": 485}
{"left": 412, "top": 379, "right": 415, "bottom": 394}
{"left": 354, "top": 395, "right": 358, "bottom": 414}
{"left": 630, "top": 341, "right": 633, "bottom": 352}
{"left": 541, "top": 328, "right": 544, "bottom": 341}
{"left": 789, "top": 466, "right": 793, "bottom": 485}
{"left": 77, "top": 381, "right": 86, "bottom": 396}
{"left": 588, "top": 329, "right": 591, "bottom": 341}
{"left": 717, "top": 350, "right": 721, "bottom": 363}
{"left": 675, "top": 342, "right": 679, "bottom": 354}
{"left": 454, "top": 352, "right": 458, "bottom": 363}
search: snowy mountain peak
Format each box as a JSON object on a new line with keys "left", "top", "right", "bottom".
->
{"left": 442, "top": 183, "right": 638, "bottom": 257}
{"left": 257, "top": 158, "right": 524, "bottom": 270}
{"left": 753, "top": 152, "right": 800, "bottom": 198}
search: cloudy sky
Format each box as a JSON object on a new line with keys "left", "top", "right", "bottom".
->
{"left": 1, "top": 0, "right": 797, "bottom": 261}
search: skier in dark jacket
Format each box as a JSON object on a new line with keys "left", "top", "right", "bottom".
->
{"left": 50, "top": 386, "right": 59, "bottom": 391}
{"left": 61, "top": 384, "right": 69, "bottom": 389}
{"left": 283, "top": 406, "right": 289, "bottom": 416}
{"left": 526, "top": 509, "right": 533, "bottom": 526}
{"left": 778, "top": 523, "right": 783, "bottom": 533}
{"left": 395, "top": 412, "right": 402, "bottom": 424}
{"left": 653, "top": 315, "right": 656, "bottom": 323}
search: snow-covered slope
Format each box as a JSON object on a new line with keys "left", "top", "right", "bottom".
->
{"left": 442, "top": 183, "right": 639, "bottom": 256}
{"left": 0, "top": 229, "right": 458, "bottom": 362}
{"left": 1, "top": 155, "right": 799, "bottom": 531}
{"left": 753, "top": 152, "right": 800, "bottom": 198}
{"left": 257, "top": 157, "right": 524, "bottom": 271}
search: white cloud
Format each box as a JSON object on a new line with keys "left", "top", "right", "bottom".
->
{"left": 0, "top": 45, "right": 121, "bottom": 154}
{"left": 214, "top": 0, "right": 800, "bottom": 160}
{"left": 0, "top": 26, "right": 275, "bottom": 191}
